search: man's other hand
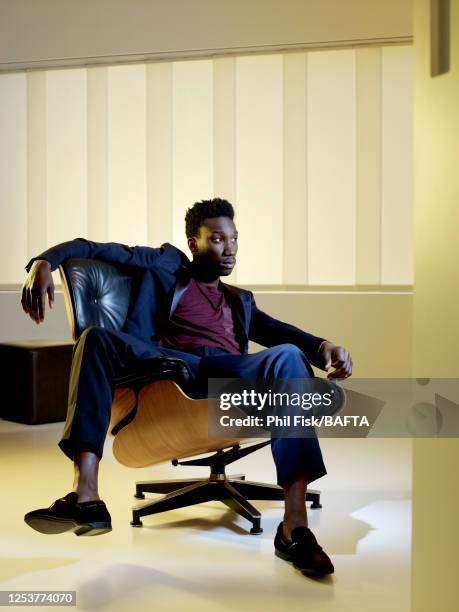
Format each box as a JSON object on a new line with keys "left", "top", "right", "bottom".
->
{"left": 317, "top": 341, "right": 353, "bottom": 380}
{"left": 21, "top": 260, "right": 55, "bottom": 324}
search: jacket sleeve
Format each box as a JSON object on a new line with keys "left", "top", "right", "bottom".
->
{"left": 247, "top": 291, "right": 327, "bottom": 366}
{"left": 25, "top": 238, "right": 164, "bottom": 273}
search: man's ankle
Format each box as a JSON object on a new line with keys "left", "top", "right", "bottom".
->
{"left": 283, "top": 516, "right": 308, "bottom": 542}
{"left": 74, "top": 490, "right": 101, "bottom": 503}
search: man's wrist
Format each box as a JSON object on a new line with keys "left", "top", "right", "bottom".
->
{"left": 317, "top": 340, "right": 331, "bottom": 353}
{"left": 26, "top": 258, "right": 52, "bottom": 274}
{"left": 32, "top": 259, "right": 51, "bottom": 269}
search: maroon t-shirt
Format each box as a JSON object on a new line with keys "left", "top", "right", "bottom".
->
{"left": 158, "top": 277, "right": 241, "bottom": 354}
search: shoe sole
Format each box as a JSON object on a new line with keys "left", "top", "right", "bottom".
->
{"left": 24, "top": 514, "right": 112, "bottom": 536}
{"left": 275, "top": 548, "right": 334, "bottom": 576}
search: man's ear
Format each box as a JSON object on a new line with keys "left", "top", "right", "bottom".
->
{"left": 187, "top": 236, "right": 198, "bottom": 255}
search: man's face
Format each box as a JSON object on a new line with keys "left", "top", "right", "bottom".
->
{"left": 187, "top": 216, "right": 238, "bottom": 276}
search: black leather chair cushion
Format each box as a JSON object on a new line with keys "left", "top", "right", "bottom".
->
{"left": 61, "top": 259, "right": 133, "bottom": 339}
{"left": 115, "top": 356, "right": 192, "bottom": 389}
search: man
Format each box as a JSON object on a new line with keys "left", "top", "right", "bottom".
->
{"left": 21, "top": 198, "right": 352, "bottom": 576}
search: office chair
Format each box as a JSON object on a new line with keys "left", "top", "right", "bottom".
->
{"left": 59, "top": 258, "right": 322, "bottom": 534}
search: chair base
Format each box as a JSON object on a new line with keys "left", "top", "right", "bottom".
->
{"left": 130, "top": 443, "right": 322, "bottom": 534}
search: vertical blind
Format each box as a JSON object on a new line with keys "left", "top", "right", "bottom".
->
{"left": 0, "top": 45, "right": 413, "bottom": 285}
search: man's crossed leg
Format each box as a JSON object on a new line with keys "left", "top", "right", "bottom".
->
{"left": 24, "top": 326, "right": 334, "bottom": 575}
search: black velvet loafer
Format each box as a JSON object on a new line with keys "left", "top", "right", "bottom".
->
{"left": 274, "top": 522, "right": 334, "bottom": 576}
{"left": 24, "top": 492, "right": 112, "bottom": 536}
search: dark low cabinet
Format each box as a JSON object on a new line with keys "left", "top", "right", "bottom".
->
{"left": 0, "top": 340, "right": 74, "bottom": 424}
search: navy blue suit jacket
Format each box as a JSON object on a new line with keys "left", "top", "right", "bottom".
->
{"left": 26, "top": 238, "right": 326, "bottom": 365}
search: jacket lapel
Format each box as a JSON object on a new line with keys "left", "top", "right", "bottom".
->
{"left": 221, "top": 283, "right": 249, "bottom": 344}
{"left": 168, "top": 265, "right": 192, "bottom": 319}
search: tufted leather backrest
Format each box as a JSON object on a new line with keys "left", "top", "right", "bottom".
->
{"left": 59, "top": 258, "right": 134, "bottom": 341}
{"left": 58, "top": 257, "right": 194, "bottom": 395}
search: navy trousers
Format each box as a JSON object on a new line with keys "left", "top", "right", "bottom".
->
{"left": 59, "top": 326, "right": 327, "bottom": 487}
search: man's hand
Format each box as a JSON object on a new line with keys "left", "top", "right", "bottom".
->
{"left": 317, "top": 341, "right": 353, "bottom": 380}
{"left": 21, "top": 260, "right": 55, "bottom": 324}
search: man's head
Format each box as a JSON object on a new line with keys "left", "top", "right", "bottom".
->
{"left": 185, "top": 198, "right": 238, "bottom": 277}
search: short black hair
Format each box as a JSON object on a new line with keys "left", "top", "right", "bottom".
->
{"left": 185, "top": 198, "right": 235, "bottom": 238}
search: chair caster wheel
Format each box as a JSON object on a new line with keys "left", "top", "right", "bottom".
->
{"left": 250, "top": 526, "right": 263, "bottom": 535}
{"left": 134, "top": 493, "right": 145, "bottom": 499}
{"left": 131, "top": 520, "right": 143, "bottom": 527}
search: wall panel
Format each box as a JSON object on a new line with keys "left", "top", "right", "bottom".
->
{"left": 307, "top": 50, "right": 356, "bottom": 285}
{"left": 236, "top": 55, "right": 284, "bottom": 285}
{"left": 356, "top": 47, "right": 382, "bottom": 285}
{"left": 87, "top": 67, "right": 108, "bottom": 242}
{"left": 26, "top": 72, "right": 48, "bottom": 266}
{"left": 0, "top": 74, "right": 27, "bottom": 283}
{"left": 107, "top": 65, "right": 147, "bottom": 246}
{"left": 146, "top": 62, "right": 173, "bottom": 247}
{"left": 46, "top": 69, "right": 87, "bottom": 246}
{"left": 381, "top": 46, "right": 414, "bottom": 285}
{"left": 213, "top": 57, "right": 237, "bottom": 280}
{"left": 172, "top": 60, "right": 213, "bottom": 255}
{"left": 283, "top": 52, "right": 308, "bottom": 284}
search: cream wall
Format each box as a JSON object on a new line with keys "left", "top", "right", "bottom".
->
{"left": 0, "top": 46, "right": 413, "bottom": 286}
{"left": 0, "top": 289, "right": 413, "bottom": 378}
{"left": 0, "top": 0, "right": 412, "bottom": 71}
{"left": 252, "top": 291, "right": 413, "bottom": 377}
{"left": 411, "top": 1, "right": 459, "bottom": 611}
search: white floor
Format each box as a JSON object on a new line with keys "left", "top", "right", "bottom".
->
{"left": 0, "top": 419, "right": 412, "bottom": 612}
